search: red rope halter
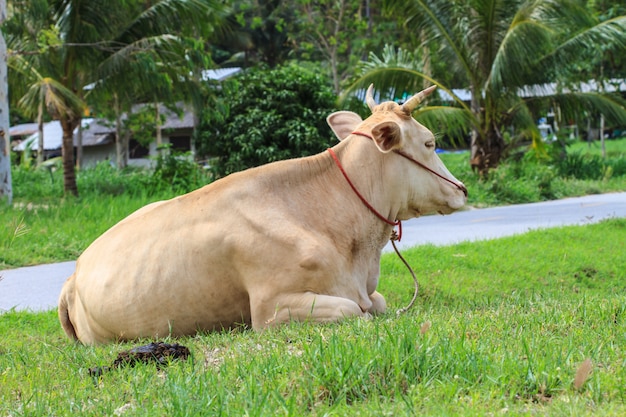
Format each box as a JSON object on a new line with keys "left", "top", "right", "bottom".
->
{"left": 329, "top": 129, "right": 467, "bottom": 314}
{"left": 327, "top": 147, "right": 402, "bottom": 241}
{"left": 351, "top": 131, "right": 467, "bottom": 197}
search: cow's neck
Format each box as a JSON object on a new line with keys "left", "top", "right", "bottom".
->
{"left": 322, "top": 137, "right": 402, "bottom": 250}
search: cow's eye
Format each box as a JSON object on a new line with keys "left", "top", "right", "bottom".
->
{"left": 425, "top": 141, "right": 435, "bottom": 149}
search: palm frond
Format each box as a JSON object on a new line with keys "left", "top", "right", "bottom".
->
{"left": 7, "top": 54, "right": 43, "bottom": 85}
{"left": 343, "top": 47, "right": 472, "bottom": 113}
{"left": 94, "top": 34, "right": 184, "bottom": 81}
{"left": 384, "top": 0, "right": 474, "bottom": 83}
{"left": 550, "top": 92, "right": 626, "bottom": 127}
{"left": 541, "top": 12, "right": 626, "bottom": 69}
{"left": 413, "top": 106, "right": 475, "bottom": 145}
{"left": 488, "top": 4, "right": 553, "bottom": 92}
{"left": 18, "top": 76, "right": 85, "bottom": 120}
{"left": 119, "top": 0, "right": 229, "bottom": 42}
{"left": 506, "top": 99, "right": 544, "bottom": 151}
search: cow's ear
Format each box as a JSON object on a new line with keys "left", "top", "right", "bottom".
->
{"left": 327, "top": 111, "right": 363, "bottom": 141}
{"left": 371, "top": 121, "right": 401, "bottom": 152}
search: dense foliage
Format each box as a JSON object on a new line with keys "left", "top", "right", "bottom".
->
{"left": 194, "top": 64, "right": 338, "bottom": 177}
{"left": 347, "top": 0, "right": 626, "bottom": 174}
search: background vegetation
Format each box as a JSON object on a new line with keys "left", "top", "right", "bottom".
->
{"left": 194, "top": 64, "right": 338, "bottom": 177}
{"left": 3, "top": 0, "right": 626, "bottom": 199}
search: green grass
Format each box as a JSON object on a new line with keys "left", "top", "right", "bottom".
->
{"left": 1, "top": 219, "right": 625, "bottom": 416}
{"left": 0, "top": 194, "right": 169, "bottom": 268}
{"left": 569, "top": 136, "right": 626, "bottom": 157}
{"left": 439, "top": 137, "right": 626, "bottom": 207}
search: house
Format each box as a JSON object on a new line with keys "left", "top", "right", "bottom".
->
{"left": 12, "top": 118, "right": 116, "bottom": 166}
{"left": 12, "top": 119, "right": 109, "bottom": 162}
{"left": 11, "top": 105, "right": 194, "bottom": 167}
{"left": 10, "top": 67, "right": 242, "bottom": 167}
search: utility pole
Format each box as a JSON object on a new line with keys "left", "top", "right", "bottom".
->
{"left": 0, "top": 0, "right": 13, "bottom": 205}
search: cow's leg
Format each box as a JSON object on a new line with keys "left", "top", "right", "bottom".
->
{"left": 251, "top": 292, "right": 365, "bottom": 329}
{"left": 368, "top": 291, "right": 387, "bottom": 314}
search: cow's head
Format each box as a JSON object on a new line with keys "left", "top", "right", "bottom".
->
{"left": 327, "top": 84, "right": 467, "bottom": 218}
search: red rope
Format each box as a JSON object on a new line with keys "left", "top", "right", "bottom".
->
{"left": 327, "top": 148, "right": 402, "bottom": 241}
{"left": 333, "top": 130, "right": 464, "bottom": 315}
{"left": 351, "top": 131, "right": 468, "bottom": 196}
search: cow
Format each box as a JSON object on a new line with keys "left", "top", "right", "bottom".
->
{"left": 58, "top": 85, "right": 467, "bottom": 345}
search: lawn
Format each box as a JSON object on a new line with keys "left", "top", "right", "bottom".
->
{"left": 1, "top": 219, "right": 625, "bottom": 416}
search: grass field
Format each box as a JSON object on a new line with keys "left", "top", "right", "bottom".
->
{"left": 1, "top": 219, "right": 625, "bottom": 416}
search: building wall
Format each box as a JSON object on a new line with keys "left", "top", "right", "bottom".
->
{"left": 81, "top": 144, "right": 116, "bottom": 168}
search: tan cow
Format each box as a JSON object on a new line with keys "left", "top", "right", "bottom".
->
{"left": 58, "top": 85, "right": 467, "bottom": 344}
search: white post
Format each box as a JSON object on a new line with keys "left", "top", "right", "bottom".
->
{"left": 0, "top": 0, "right": 12, "bottom": 205}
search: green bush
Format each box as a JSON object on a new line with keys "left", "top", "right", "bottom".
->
{"left": 11, "top": 164, "right": 64, "bottom": 200}
{"left": 607, "top": 155, "right": 626, "bottom": 177}
{"left": 194, "top": 63, "right": 338, "bottom": 177}
{"left": 10, "top": 159, "right": 209, "bottom": 203}
{"left": 151, "top": 146, "right": 211, "bottom": 194}
{"left": 555, "top": 151, "right": 605, "bottom": 180}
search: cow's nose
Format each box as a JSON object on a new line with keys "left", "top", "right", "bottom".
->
{"left": 460, "top": 184, "right": 468, "bottom": 197}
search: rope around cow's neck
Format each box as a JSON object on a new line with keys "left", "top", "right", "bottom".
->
{"left": 327, "top": 147, "right": 419, "bottom": 315}
{"left": 390, "top": 230, "right": 419, "bottom": 315}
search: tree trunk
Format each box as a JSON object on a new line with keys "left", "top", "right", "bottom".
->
{"left": 469, "top": 88, "right": 506, "bottom": 176}
{"left": 0, "top": 0, "right": 12, "bottom": 205}
{"left": 600, "top": 114, "right": 606, "bottom": 159}
{"left": 114, "top": 94, "right": 128, "bottom": 169}
{"left": 76, "top": 121, "right": 83, "bottom": 170}
{"left": 471, "top": 124, "right": 506, "bottom": 176}
{"left": 155, "top": 101, "right": 162, "bottom": 155}
{"left": 37, "top": 100, "right": 44, "bottom": 167}
{"left": 60, "top": 116, "right": 79, "bottom": 196}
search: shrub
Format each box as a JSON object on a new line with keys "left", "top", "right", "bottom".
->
{"left": 607, "top": 156, "right": 626, "bottom": 177}
{"left": 555, "top": 152, "right": 604, "bottom": 180}
{"left": 77, "top": 162, "right": 153, "bottom": 197}
{"left": 151, "top": 146, "right": 211, "bottom": 194}
{"left": 194, "top": 63, "right": 338, "bottom": 177}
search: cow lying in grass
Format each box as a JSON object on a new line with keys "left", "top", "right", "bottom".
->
{"left": 58, "top": 85, "right": 467, "bottom": 344}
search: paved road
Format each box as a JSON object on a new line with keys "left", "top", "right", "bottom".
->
{"left": 2, "top": 192, "right": 625, "bottom": 313}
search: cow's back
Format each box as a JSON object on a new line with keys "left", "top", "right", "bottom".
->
{"left": 61, "top": 156, "right": 347, "bottom": 343}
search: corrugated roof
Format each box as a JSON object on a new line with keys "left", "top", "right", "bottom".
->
{"left": 13, "top": 119, "right": 96, "bottom": 151}
{"left": 12, "top": 103, "right": 196, "bottom": 152}
{"left": 9, "top": 123, "right": 39, "bottom": 137}
{"left": 201, "top": 67, "right": 242, "bottom": 82}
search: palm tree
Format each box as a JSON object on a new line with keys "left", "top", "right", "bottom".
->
{"left": 91, "top": 0, "right": 227, "bottom": 168}
{"left": 345, "top": 0, "right": 626, "bottom": 175}
{"left": 6, "top": 0, "right": 226, "bottom": 195}
{"left": 17, "top": 74, "right": 85, "bottom": 167}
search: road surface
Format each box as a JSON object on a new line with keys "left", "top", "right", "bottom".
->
{"left": 1, "top": 192, "right": 625, "bottom": 313}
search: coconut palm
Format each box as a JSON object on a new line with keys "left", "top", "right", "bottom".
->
{"left": 345, "top": 0, "right": 626, "bottom": 174}
{"left": 16, "top": 69, "right": 85, "bottom": 167}
{"left": 6, "top": 0, "right": 226, "bottom": 195}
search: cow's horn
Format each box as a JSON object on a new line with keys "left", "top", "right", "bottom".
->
{"left": 365, "top": 84, "right": 377, "bottom": 111}
{"left": 402, "top": 85, "right": 437, "bottom": 113}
